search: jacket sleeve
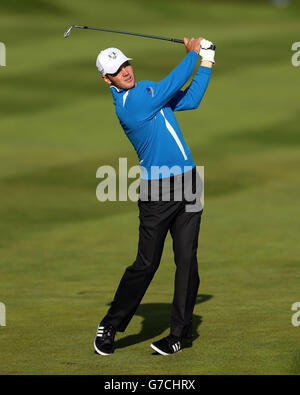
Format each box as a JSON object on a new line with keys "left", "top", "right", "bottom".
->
{"left": 134, "top": 51, "right": 199, "bottom": 121}
{"left": 168, "top": 65, "right": 212, "bottom": 111}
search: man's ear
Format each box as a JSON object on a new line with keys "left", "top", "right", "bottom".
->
{"left": 102, "top": 74, "right": 112, "bottom": 85}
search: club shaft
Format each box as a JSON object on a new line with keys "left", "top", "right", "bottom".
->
{"left": 71, "top": 25, "right": 184, "bottom": 43}
{"left": 65, "top": 25, "right": 216, "bottom": 50}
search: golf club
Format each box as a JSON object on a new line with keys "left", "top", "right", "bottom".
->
{"left": 64, "top": 25, "right": 216, "bottom": 50}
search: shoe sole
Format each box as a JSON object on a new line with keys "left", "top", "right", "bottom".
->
{"left": 150, "top": 343, "right": 182, "bottom": 356}
{"left": 94, "top": 341, "right": 113, "bottom": 356}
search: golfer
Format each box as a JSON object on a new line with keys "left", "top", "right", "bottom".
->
{"left": 94, "top": 37, "right": 215, "bottom": 355}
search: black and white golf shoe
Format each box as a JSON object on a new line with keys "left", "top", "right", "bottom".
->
{"left": 94, "top": 321, "right": 116, "bottom": 356}
{"left": 151, "top": 334, "right": 182, "bottom": 355}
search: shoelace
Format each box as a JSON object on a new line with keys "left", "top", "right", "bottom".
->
{"left": 97, "top": 325, "right": 115, "bottom": 338}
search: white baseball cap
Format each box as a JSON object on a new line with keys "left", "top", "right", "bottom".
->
{"left": 96, "top": 48, "right": 132, "bottom": 75}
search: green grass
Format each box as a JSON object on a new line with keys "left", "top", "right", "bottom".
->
{"left": 0, "top": 0, "right": 300, "bottom": 375}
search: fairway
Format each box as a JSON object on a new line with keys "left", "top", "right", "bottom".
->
{"left": 0, "top": 0, "right": 300, "bottom": 375}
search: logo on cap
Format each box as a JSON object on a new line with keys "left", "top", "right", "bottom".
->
{"left": 108, "top": 51, "right": 117, "bottom": 60}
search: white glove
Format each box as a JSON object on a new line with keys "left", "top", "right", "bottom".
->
{"left": 199, "top": 39, "right": 215, "bottom": 64}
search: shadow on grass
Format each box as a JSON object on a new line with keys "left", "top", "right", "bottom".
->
{"left": 113, "top": 294, "right": 213, "bottom": 351}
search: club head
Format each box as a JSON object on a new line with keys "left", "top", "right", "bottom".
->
{"left": 64, "top": 25, "right": 74, "bottom": 38}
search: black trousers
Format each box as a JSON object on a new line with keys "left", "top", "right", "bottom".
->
{"left": 103, "top": 168, "right": 203, "bottom": 338}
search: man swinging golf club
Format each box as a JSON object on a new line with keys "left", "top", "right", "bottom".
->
{"left": 94, "top": 37, "right": 215, "bottom": 355}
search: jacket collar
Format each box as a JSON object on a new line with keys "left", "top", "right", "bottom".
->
{"left": 110, "top": 82, "right": 138, "bottom": 95}
{"left": 110, "top": 84, "right": 138, "bottom": 104}
{"left": 110, "top": 85, "right": 125, "bottom": 93}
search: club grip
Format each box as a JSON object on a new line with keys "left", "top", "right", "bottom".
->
{"left": 174, "top": 38, "right": 216, "bottom": 50}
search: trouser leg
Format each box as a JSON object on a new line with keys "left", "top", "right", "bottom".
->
{"left": 103, "top": 200, "right": 175, "bottom": 332}
{"left": 169, "top": 207, "right": 202, "bottom": 338}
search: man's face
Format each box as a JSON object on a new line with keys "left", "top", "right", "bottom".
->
{"left": 102, "top": 61, "right": 136, "bottom": 90}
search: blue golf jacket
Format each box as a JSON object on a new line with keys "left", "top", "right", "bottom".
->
{"left": 110, "top": 50, "right": 212, "bottom": 179}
